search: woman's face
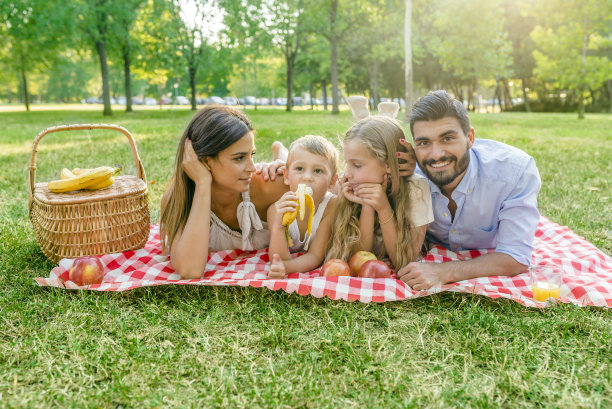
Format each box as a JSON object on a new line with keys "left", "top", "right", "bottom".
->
{"left": 342, "top": 139, "right": 389, "bottom": 187}
{"left": 207, "top": 131, "right": 256, "bottom": 193}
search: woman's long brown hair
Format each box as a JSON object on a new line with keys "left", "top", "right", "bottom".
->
{"left": 325, "top": 116, "right": 423, "bottom": 269}
{"left": 160, "top": 106, "right": 253, "bottom": 253}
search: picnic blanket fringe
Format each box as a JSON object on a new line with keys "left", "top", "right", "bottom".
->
{"left": 35, "top": 216, "right": 612, "bottom": 308}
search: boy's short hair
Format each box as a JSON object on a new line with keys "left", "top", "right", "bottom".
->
{"left": 287, "top": 135, "right": 339, "bottom": 176}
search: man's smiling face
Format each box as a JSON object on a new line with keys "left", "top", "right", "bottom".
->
{"left": 413, "top": 117, "right": 475, "bottom": 193}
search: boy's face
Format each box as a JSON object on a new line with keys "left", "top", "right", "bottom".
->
{"left": 284, "top": 148, "right": 338, "bottom": 206}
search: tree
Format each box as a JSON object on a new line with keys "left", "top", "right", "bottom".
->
{"left": 531, "top": 0, "right": 612, "bottom": 118}
{"left": 0, "top": 0, "right": 69, "bottom": 110}
{"left": 111, "top": 0, "right": 146, "bottom": 112}
{"left": 404, "top": 0, "right": 413, "bottom": 119}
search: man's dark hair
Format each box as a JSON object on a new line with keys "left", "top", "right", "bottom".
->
{"left": 409, "top": 90, "right": 471, "bottom": 136}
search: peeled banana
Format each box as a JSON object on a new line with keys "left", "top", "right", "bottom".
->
{"left": 282, "top": 184, "right": 315, "bottom": 250}
{"left": 49, "top": 166, "right": 120, "bottom": 193}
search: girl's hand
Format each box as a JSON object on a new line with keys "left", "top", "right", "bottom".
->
{"left": 268, "top": 254, "right": 287, "bottom": 279}
{"left": 182, "top": 139, "right": 212, "bottom": 186}
{"left": 272, "top": 191, "right": 298, "bottom": 226}
{"left": 353, "top": 175, "right": 392, "bottom": 214}
{"left": 341, "top": 179, "right": 361, "bottom": 204}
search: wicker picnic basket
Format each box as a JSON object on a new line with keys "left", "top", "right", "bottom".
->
{"left": 28, "top": 124, "right": 150, "bottom": 263}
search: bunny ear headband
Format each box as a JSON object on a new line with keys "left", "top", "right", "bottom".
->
{"left": 347, "top": 95, "right": 400, "bottom": 122}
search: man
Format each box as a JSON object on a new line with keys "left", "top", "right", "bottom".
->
{"left": 396, "top": 90, "right": 541, "bottom": 290}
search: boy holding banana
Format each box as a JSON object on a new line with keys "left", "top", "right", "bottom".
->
{"left": 267, "top": 135, "right": 339, "bottom": 278}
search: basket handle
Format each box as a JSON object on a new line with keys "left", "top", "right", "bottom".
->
{"left": 28, "top": 124, "right": 147, "bottom": 211}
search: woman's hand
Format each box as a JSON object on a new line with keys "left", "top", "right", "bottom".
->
{"left": 271, "top": 191, "right": 298, "bottom": 227}
{"left": 398, "top": 139, "right": 417, "bottom": 177}
{"left": 182, "top": 139, "right": 212, "bottom": 186}
{"left": 268, "top": 254, "right": 287, "bottom": 279}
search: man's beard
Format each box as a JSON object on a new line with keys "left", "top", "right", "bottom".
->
{"left": 419, "top": 143, "right": 470, "bottom": 188}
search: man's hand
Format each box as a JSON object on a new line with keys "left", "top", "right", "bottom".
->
{"left": 396, "top": 262, "right": 450, "bottom": 291}
{"left": 268, "top": 254, "right": 287, "bottom": 279}
{"left": 398, "top": 139, "right": 417, "bottom": 177}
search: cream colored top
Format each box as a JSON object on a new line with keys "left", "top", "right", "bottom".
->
{"left": 288, "top": 191, "right": 335, "bottom": 252}
{"left": 208, "top": 189, "right": 270, "bottom": 251}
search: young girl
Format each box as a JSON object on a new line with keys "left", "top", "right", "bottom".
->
{"left": 325, "top": 115, "right": 433, "bottom": 271}
{"left": 160, "top": 106, "right": 287, "bottom": 279}
{"left": 268, "top": 135, "right": 339, "bottom": 278}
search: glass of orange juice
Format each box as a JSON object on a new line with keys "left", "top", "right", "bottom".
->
{"left": 529, "top": 265, "right": 563, "bottom": 302}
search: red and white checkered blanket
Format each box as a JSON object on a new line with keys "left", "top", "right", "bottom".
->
{"left": 36, "top": 216, "right": 612, "bottom": 308}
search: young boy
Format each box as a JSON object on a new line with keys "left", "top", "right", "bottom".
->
{"left": 267, "top": 135, "right": 339, "bottom": 278}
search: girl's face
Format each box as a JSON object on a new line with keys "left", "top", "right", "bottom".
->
{"left": 207, "top": 131, "right": 256, "bottom": 193}
{"left": 342, "top": 139, "right": 389, "bottom": 187}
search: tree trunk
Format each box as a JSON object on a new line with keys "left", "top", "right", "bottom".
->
{"left": 368, "top": 60, "right": 380, "bottom": 107}
{"left": 404, "top": 0, "right": 413, "bottom": 120}
{"left": 494, "top": 81, "right": 503, "bottom": 112}
{"left": 20, "top": 54, "right": 30, "bottom": 111}
{"left": 309, "top": 82, "right": 314, "bottom": 110}
{"left": 521, "top": 77, "right": 530, "bottom": 112}
{"left": 502, "top": 79, "right": 512, "bottom": 109}
{"left": 189, "top": 66, "right": 197, "bottom": 111}
{"left": 253, "top": 58, "right": 258, "bottom": 111}
{"left": 578, "top": 29, "right": 589, "bottom": 119}
{"left": 330, "top": 0, "right": 339, "bottom": 115}
{"left": 321, "top": 80, "right": 328, "bottom": 111}
{"left": 96, "top": 40, "right": 112, "bottom": 116}
{"left": 607, "top": 79, "right": 612, "bottom": 113}
{"left": 124, "top": 47, "right": 133, "bottom": 113}
{"left": 286, "top": 57, "right": 294, "bottom": 112}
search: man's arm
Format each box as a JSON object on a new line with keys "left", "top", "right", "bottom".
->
{"left": 397, "top": 252, "right": 527, "bottom": 290}
{"left": 398, "top": 156, "right": 541, "bottom": 290}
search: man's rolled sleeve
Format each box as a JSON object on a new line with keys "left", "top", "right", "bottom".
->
{"left": 495, "top": 158, "right": 541, "bottom": 266}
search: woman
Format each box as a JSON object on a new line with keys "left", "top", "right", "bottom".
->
{"left": 160, "top": 106, "right": 287, "bottom": 278}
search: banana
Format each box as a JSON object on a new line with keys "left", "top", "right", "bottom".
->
{"left": 86, "top": 176, "right": 115, "bottom": 190}
{"left": 281, "top": 183, "right": 315, "bottom": 249}
{"left": 60, "top": 168, "right": 76, "bottom": 180}
{"left": 48, "top": 167, "right": 116, "bottom": 193}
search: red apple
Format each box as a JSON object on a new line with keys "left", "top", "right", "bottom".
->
{"left": 348, "top": 251, "right": 377, "bottom": 276}
{"left": 321, "top": 259, "right": 351, "bottom": 277}
{"left": 358, "top": 260, "right": 393, "bottom": 278}
{"left": 69, "top": 256, "right": 105, "bottom": 286}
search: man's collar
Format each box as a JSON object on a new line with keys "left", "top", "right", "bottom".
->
{"left": 453, "top": 149, "right": 478, "bottom": 195}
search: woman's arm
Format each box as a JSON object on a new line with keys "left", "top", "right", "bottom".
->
{"left": 169, "top": 185, "right": 212, "bottom": 279}
{"left": 250, "top": 172, "right": 290, "bottom": 219}
{"left": 169, "top": 140, "right": 213, "bottom": 279}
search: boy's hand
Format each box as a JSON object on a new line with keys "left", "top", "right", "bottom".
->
{"left": 272, "top": 191, "right": 298, "bottom": 226}
{"left": 268, "top": 254, "right": 287, "bottom": 279}
{"left": 255, "top": 160, "right": 285, "bottom": 181}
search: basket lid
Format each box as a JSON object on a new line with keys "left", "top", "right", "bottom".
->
{"left": 33, "top": 175, "right": 148, "bottom": 205}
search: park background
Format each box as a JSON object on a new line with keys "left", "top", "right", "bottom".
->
{"left": 1, "top": 0, "right": 611, "bottom": 408}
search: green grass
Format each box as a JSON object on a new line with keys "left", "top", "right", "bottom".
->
{"left": 0, "top": 108, "right": 611, "bottom": 408}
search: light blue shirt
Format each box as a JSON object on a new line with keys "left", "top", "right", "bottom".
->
{"left": 416, "top": 139, "right": 541, "bottom": 266}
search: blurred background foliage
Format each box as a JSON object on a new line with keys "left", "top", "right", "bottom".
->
{"left": 0, "top": 0, "right": 611, "bottom": 117}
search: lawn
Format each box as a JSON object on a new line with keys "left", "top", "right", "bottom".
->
{"left": 0, "top": 107, "right": 610, "bottom": 408}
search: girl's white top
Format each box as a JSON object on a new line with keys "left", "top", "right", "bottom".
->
{"left": 208, "top": 188, "right": 270, "bottom": 251}
{"left": 288, "top": 191, "right": 335, "bottom": 252}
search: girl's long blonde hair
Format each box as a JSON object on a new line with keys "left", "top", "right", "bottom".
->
{"left": 325, "top": 116, "right": 422, "bottom": 269}
{"left": 160, "top": 106, "right": 253, "bottom": 253}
